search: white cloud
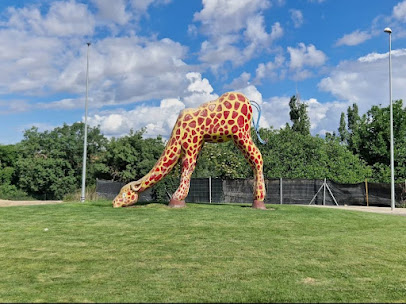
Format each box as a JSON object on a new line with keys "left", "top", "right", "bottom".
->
{"left": 0, "top": 19, "right": 191, "bottom": 107}
{"left": 358, "top": 49, "right": 406, "bottom": 62}
{"left": 226, "top": 72, "right": 252, "bottom": 90}
{"left": 286, "top": 43, "right": 326, "bottom": 80}
{"left": 261, "top": 96, "right": 290, "bottom": 130}
{"left": 88, "top": 72, "right": 219, "bottom": 138}
{"left": 318, "top": 49, "right": 406, "bottom": 114}
{"left": 183, "top": 73, "right": 218, "bottom": 108}
{"left": 7, "top": 1, "right": 95, "bottom": 37}
{"left": 393, "top": 0, "right": 406, "bottom": 22}
{"left": 254, "top": 54, "right": 285, "bottom": 82}
{"left": 289, "top": 9, "right": 303, "bottom": 28}
{"left": 0, "top": 1, "right": 94, "bottom": 97}
{"left": 193, "top": 0, "right": 281, "bottom": 69}
{"left": 194, "top": 0, "right": 271, "bottom": 35}
{"left": 0, "top": 0, "right": 187, "bottom": 108}
{"left": 91, "top": 0, "right": 131, "bottom": 25}
{"left": 88, "top": 98, "right": 185, "bottom": 138}
{"left": 186, "top": 72, "right": 214, "bottom": 95}
{"left": 199, "top": 36, "right": 243, "bottom": 70}
{"left": 269, "top": 21, "right": 283, "bottom": 40}
{"left": 287, "top": 43, "right": 327, "bottom": 69}
{"left": 335, "top": 30, "right": 372, "bottom": 46}
{"left": 130, "top": 0, "right": 171, "bottom": 16}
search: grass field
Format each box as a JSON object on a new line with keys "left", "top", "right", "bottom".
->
{"left": 1, "top": 201, "right": 406, "bottom": 303}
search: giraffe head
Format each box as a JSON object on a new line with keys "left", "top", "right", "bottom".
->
{"left": 112, "top": 180, "right": 142, "bottom": 208}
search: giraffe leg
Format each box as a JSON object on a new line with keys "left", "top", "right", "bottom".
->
{"left": 233, "top": 133, "right": 266, "bottom": 209}
{"left": 169, "top": 154, "right": 198, "bottom": 208}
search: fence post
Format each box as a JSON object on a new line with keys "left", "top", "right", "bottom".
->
{"left": 365, "top": 178, "right": 369, "bottom": 207}
{"left": 280, "top": 177, "right": 283, "bottom": 204}
{"left": 323, "top": 178, "right": 326, "bottom": 205}
{"left": 209, "top": 176, "right": 212, "bottom": 204}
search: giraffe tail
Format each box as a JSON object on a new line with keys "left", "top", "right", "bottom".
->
{"left": 250, "top": 100, "right": 267, "bottom": 145}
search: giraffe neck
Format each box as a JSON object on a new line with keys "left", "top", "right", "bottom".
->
{"left": 138, "top": 134, "right": 181, "bottom": 192}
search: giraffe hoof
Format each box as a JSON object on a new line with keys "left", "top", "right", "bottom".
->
{"left": 252, "top": 200, "right": 266, "bottom": 210}
{"left": 168, "top": 198, "right": 186, "bottom": 208}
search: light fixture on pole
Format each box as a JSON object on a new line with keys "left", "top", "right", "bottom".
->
{"left": 384, "top": 27, "right": 395, "bottom": 211}
{"left": 81, "top": 42, "right": 91, "bottom": 203}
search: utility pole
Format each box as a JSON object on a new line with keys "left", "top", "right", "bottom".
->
{"left": 384, "top": 27, "right": 395, "bottom": 211}
{"left": 81, "top": 42, "right": 91, "bottom": 203}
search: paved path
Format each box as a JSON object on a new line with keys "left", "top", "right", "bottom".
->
{"left": 0, "top": 199, "right": 63, "bottom": 207}
{"left": 306, "top": 204, "right": 406, "bottom": 217}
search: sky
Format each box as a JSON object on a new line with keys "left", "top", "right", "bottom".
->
{"left": 1, "top": 0, "right": 406, "bottom": 144}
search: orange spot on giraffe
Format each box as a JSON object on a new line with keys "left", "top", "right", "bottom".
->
{"left": 237, "top": 94, "right": 245, "bottom": 102}
{"left": 238, "top": 115, "right": 245, "bottom": 128}
{"left": 241, "top": 104, "right": 248, "bottom": 116}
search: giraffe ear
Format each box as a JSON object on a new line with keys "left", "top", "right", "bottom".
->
{"left": 129, "top": 179, "right": 142, "bottom": 192}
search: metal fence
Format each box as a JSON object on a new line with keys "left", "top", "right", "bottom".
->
{"left": 96, "top": 178, "right": 406, "bottom": 207}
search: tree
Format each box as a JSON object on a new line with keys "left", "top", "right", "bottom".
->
{"left": 100, "top": 129, "right": 165, "bottom": 182}
{"left": 338, "top": 112, "right": 349, "bottom": 144}
{"left": 258, "top": 127, "right": 371, "bottom": 183}
{"left": 193, "top": 141, "right": 251, "bottom": 179}
{"left": 14, "top": 123, "right": 108, "bottom": 198}
{"left": 16, "top": 157, "right": 76, "bottom": 199}
{"left": 0, "top": 144, "right": 18, "bottom": 185}
{"left": 289, "top": 95, "right": 310, "bottom": 135}
{"left": 338, "top": 100, "right": 406, "bottom": 183}
{"left": 99, "top": 129, "right": 175, "bottom": 201}
{"left": 346, "top": 103, "right": 362, "bottom": 153}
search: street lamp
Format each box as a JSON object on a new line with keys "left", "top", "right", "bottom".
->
{"left": 384, "top": 27, "right": 395, "bottom": 211}
{"left": 81, "top": 42, "right": 91, "bottom": 203}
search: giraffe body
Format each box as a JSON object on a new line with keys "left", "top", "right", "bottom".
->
{"left": 113, "top": 92, "right": 266, "bottom": 209}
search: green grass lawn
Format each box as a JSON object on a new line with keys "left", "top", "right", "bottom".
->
{"left": 1, "top": 201, "right": 406, "bottom": 303}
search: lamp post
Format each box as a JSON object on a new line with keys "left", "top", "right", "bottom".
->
{"left": 81, "top": 42, "right": 91, "bottom": 203}
{"left": 384, "top": 27, "right": 395, "bottom": 211}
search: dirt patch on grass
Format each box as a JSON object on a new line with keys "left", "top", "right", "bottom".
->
{"left": 0, "top": 199, "right": 64, "bottom": 207}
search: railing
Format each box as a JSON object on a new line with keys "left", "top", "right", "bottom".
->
{"left": 96, "top": 178, "right": 406, "bottom": 207}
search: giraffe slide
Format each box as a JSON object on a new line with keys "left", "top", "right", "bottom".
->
{"left": 113, "top": 92, "right": 266, "bottom": 209}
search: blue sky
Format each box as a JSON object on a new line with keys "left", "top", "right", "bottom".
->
{"left": 1, "top": 0, "right": 406, "bottom": 144}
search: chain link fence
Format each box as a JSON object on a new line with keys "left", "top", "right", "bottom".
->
{"left": 96, "top": 178, "right": 406, "bottom": 207}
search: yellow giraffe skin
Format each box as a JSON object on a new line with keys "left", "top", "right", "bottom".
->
{"left": 113, "top": 92, "right": 266, "bottom": 209}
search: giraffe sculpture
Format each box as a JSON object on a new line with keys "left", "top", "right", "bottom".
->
{"left": 113, "top": 92, "right": 266, "bottom": 209}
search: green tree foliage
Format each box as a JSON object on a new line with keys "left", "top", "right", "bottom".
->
{"left": 193, "top": 141, "right": 250, "bottom": 178}
{"left": 100, "top": 129, "right": 165, "bottom": 182}
{"left": 289, "top": 95, "right": 310, "bottom": 135}
{"left": 99, "top": 129, "right": 176, "bottom": 201}
{"left": 0, "top": 144, "right": 18, "bottom": 184}
{"left": 338, "top": 112, "right": 349, "bottom": 144}
{"left": 258, "top": 128, "right": 371, "bottom": 183}
{"left": 339, "top": 100, "right": 406, "bottom": 182}
{"left": 16, "top": 157, "right": 77, "bottom": 199}
{"left": 0, "top": 144, "right": 30, "bottom": 200}
{"left": 14, "top": 123, "right": 108, "bottom": 199}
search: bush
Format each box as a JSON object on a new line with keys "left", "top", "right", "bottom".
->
{"left": 62, "top": 185, "right": 100, "bottom": 202}
{"left": 0, "top": 184, "right": 34, "bottom": 201}
{"left": 63, "top": 185, "right": 100, "bottom": 202}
